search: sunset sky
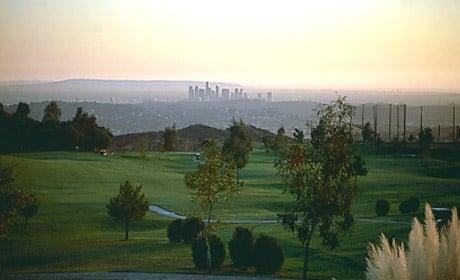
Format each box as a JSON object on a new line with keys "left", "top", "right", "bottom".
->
{"left": 1, "top": 0, "right": 459, "bottom": 90}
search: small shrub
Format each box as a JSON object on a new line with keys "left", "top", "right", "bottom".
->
{"left": 399, "top": 197, "right": 420, "bottom": 214}
{"left": 406, "top": 197, "right": 420, "bottom": 212}
{"left": 253, "top": 235, "right": 284, "bottom": 274}
{"left": 375, "top": 199, "right": 390, "bottom": 216}
{"left": 191, "top": 234, "right": 225, "bottom": 270}
{"left": 182, "top": 217, "right": 205, "bottom": 244}
{"left": 399, "top": 200, "right": 410, "bottom": 213}
{"left": 229, "top": 226, "right": 255, "bottom": 268}
{"left": 167, "top": 219, "right": 183, "bottom": 243}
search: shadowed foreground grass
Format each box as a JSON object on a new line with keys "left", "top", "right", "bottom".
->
{"left": 1, "top": 149, "right": 459, "bottom": 279}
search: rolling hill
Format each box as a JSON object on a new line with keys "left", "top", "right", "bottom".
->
{"left": 112, "top": 124, "right": 275, "bottom": 151}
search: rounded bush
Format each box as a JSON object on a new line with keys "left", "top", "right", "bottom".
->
{"left": 406, "top": 197, "right": 420, "bottom": 212}
{"left": 229, "top": 226, "right": 255, "bottom": 268}
{"left": 399, "top": 197, "right": 420, "bottom": 214}
{"left": 182, "top": 217, "right": 205, "bottom": 244}
{"left": 167, "top": 219, "right": 183, "bottom": 243}
{"left": 375, "top": 199, "right": 390, "bottom": 216}
{"left": 253, "top": 235, "right": 284, "bottom": 274}
{"left": 191, "top": 234, "right": 225, "bottom": 270}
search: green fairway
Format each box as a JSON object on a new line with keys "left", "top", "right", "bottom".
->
{"left": 1, "top": 149, "right": 459, "bottom": 279}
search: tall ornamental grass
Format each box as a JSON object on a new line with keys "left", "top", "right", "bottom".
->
{"left": 366, "top": 204, "right": 460, "bottom": 280}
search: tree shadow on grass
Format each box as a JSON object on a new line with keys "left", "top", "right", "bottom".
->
{"left": 0, "top": 239, "right": 184, "bottom": 272}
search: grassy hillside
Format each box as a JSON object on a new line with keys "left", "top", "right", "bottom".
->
{"left": 1, "top": 149, "right": 459, "bottom": 279}
{"left": 112, "top": 124, "right": 275, "bottom": 152}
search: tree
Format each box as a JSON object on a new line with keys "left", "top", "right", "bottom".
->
{"left": 0, "top": 104, "right": 111, "bottom": 152}
{"left": 262, "top": 136, "right": 274, "bottom": 154}
{"left": 272, "top": 126, "right": 289, "bottom": 153}
{"left": 136, "top": 137, "right": 149, "bottom": 159}
{"left": 107, "top": 181, "right": 149, "bottom": 240}
{"left": 163, "top": 124, "right": 178, "bottom": 151}
{"left": 185, "top": 140, "right": 241, "bottom": 270}
{"left": 228, "top": 226, "right": 255, "bottom": 268}
{"left": 223, "top": 120, "right": 253, "bottom": 183}
{"left": 351, "top": 155, "right": 368, "bottom": 184}
{"left": 375, "top": 199, "right": 390, "bottom": 216}
{"left": 71, "top": 107, "right": 112, "bottom": 151}
{"left": 293, "top": 128, "right": 305, "bottom": 143}
{"left": 20, "top": 194, "right": 39, "bottom": 230}
{"left": 418, "top": 127, "right": 434, "bottom": 154}
{"left": 276, "top": 96, "right": 367, "bottom": 280}
{"left": 0, "top": 163, "right": 16, "bottom": 236}
{"left": 362, "top": 122, "right": 373, "bottom": 143}
{"left": 42, "top": 101, "right": 62, "bottom": 122}
{"left": 14, "top": 102, "right": 30, "bottom": 119}
{"left": 0, "top": 163, "right": 28, "bottom": 236}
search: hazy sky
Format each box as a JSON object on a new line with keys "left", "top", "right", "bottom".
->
{"left": 1, "top": 0, "right": 459, "bottom": 90}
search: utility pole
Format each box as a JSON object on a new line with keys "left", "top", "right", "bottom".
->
{"left": 420, "top": 106, "right": 423, "bottom": 134}
{"left": 396, "top": 105, "right": 400, "bottom": 141}
{"left": 403, "top": 104, "right": 407, "bottom": 146}
{"left": 453, "top": 106, "right": 456, "bottom": 143}
{"left": 438, "top": 125, "right": 441, "bottom": 143}
{"left": 388, "top": 104, "right": 392, "bottom": 142}
{"left": 373, "top": 104, "right": 378, "bottom": 143}
{"left": 361, "top": 104, "right": 365, "bottom": 129}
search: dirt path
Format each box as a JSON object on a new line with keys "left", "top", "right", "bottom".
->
{"left": 149, "top": 205, "right": 410, "bottom": 225}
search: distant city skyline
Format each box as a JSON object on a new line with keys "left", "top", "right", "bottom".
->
{"left": 1, "top": 1, "right": 460, "bottom": 90}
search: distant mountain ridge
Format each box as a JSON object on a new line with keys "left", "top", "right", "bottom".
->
{"left": 112, "top": 124, "right": 274, "bottom": 151}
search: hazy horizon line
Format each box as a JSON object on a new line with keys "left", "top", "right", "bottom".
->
{"left": 1, "top": 78, "right": 459, "bottom": 94}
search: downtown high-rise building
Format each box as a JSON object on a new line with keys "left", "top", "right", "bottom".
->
{"left": 187, "top": 82, "right": 256, "bottom": 101}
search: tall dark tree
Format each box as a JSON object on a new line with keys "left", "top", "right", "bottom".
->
{"left": 418, "top": 127, "right": 434, "bottom": 154}
{"left": 14, "top": 102, "right": 30, "bottom": 119}
{"left": 0, "top": 104, "right": 111, "bottom": 152}
{"left": 107, "top": 181, "right": 149, "bottom": 240}
{"left": 42, "top": 101, "right": 62, "bottom": 122}
{"left": 223, "top": 120, "right": 252, "bottom": 183}
{"left": 163, "top": 124, "right": 178, "bottom": 151}
{"left": 361, "top": 122, "right": 373, "bottom": 143}
{"left": 20, "top": 194, "right": 39, "bottom": 230}
{"left": 71, "top": 107, "right": 112, "bottom": 150}
{"left": 276, "top": 97, "right": 367, "bottom": 280}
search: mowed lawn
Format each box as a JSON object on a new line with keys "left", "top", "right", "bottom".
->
{"left": 1, "top": 148, "right": 460, "bottom": 279}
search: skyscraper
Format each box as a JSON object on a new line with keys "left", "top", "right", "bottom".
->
{"left": 267, "top": 92, "right": 272, "bottom": 102}
{"left": 215, "top": 85, "right": 220, "bottom": 98}
{"left": 188, "top": 86, "right": 195, "bottom": 100}
{"left": 198, "top": 88, "right": 205, "bottom": 100}
{"left": 194, "top": 86, "right": 199, "bottom": 98}
{"left": 222, "top": 88, "right": 230, "bottom": 99}
{"left": 205, "top": 81, "right": 211, "bottom": 99}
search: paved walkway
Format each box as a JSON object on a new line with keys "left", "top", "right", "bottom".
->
{"left": 149, "top": 204, "right": 410, "bottom": 225}
{"left": 149, "top": 205, "right": 278, "bottom": 224}
{"left": 2, "top": 272, "right": 292, "bottom": 280}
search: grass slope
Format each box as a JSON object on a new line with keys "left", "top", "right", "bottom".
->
{"left": 1, "top": 149, "right": 459, "bottom": 279}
